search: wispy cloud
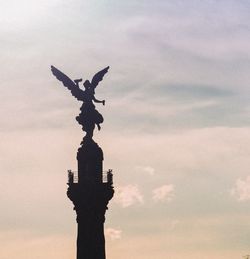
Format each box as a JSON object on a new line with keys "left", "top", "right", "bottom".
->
{"left": 0, "top": 231, "right": 74, "bottom": 259}
{"left": 114, "top": 185, "right": 144, "bottom": 208}
{"left": 135, "top": 165, "right": 155, "bottom": 176}
{"left": 231, "top": 176, "right": 250, "bottom": 201}
{"left": 169, "top": 219, "right": 180, "bottom": 230}
{"left": 152, "top": 184, "right": 175, "bottom": 202}
{"left": 105, "top": 228, "right": 122, "bottom": 240}
{"left": 1, "top": 1, "right": 250, "bottom": 258}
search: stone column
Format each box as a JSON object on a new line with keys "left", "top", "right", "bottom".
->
{"left": 67, "top": 138, "right": 114, "bottom": 259}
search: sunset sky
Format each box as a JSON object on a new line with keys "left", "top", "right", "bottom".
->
{"left": 1, "top": 1, "right": 250, "bottom": 258}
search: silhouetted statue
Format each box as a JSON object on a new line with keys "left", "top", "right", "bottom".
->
{"left": 51, "top": 65, "right": 109, "bottom": 139}
{"left": 51, "top": 65, "right": 114, "bottom": 259}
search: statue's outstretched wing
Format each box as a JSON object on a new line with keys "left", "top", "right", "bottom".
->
{"left": 91, "top": 66, "right": 109, "bottom": 89}
{"left": 51, "top": 65, "right": 85, "bottom": 101}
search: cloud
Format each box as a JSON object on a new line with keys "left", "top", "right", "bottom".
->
{"left": 114, "top": 185, "right": 144, "bottom": 207}
{"left": 0, "top": 231, "right": 74, "bottom": 259}
{"left": 105, "top": 228, "right": 122, "bottom": 240}
{"left": 170, "top": 219, "right": 180, "bottom": 230}
{"left": 135, "top": 166, "right": 155, "bottom": 176}
{"left": 231, "top": 176, "right": 250, "bottom": 201}
{"left": 122, "top": 0, "right": 250, "bottom": 62}
{"left": 1, "top": 1, "right": 250, "bottom": 258}
{"left": 152, "top": 184, "right": 175, "bottom": 202}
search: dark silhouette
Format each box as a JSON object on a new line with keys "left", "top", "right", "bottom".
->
{"left": 51, "top": 65, "right": 109, "bottom": 139}
{"left": 51, "top": 65, "right": 114, "bottom": 259}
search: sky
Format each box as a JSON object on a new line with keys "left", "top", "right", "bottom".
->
{"left": 1, "top": 0, "right": 250, "bottom": 258}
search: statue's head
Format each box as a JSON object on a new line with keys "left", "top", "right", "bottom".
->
{"left": 83, "top": 80, "right": 91, "bottom": 89}
{"left": 83, "top": 80, "right": 95, "bottom": 94}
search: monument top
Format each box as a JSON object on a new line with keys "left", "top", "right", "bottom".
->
{"left": 51, "top": 65, "right": 109, "bottom": 139}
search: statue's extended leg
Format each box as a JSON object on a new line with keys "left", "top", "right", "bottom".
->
{"left": 97, "top": 124, "right": 101, "bottom": 131}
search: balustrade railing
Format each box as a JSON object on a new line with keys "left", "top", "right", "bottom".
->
{"left": 67, "top": 169, "right": 113, "bottom": 184}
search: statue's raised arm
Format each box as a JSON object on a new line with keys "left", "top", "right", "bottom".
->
{"left": 51, "top": 65, "right": 86, "bottom": 101}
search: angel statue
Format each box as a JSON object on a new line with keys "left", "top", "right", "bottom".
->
{"left": 51, "top": 65, "right": 109, "bottom": 139}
